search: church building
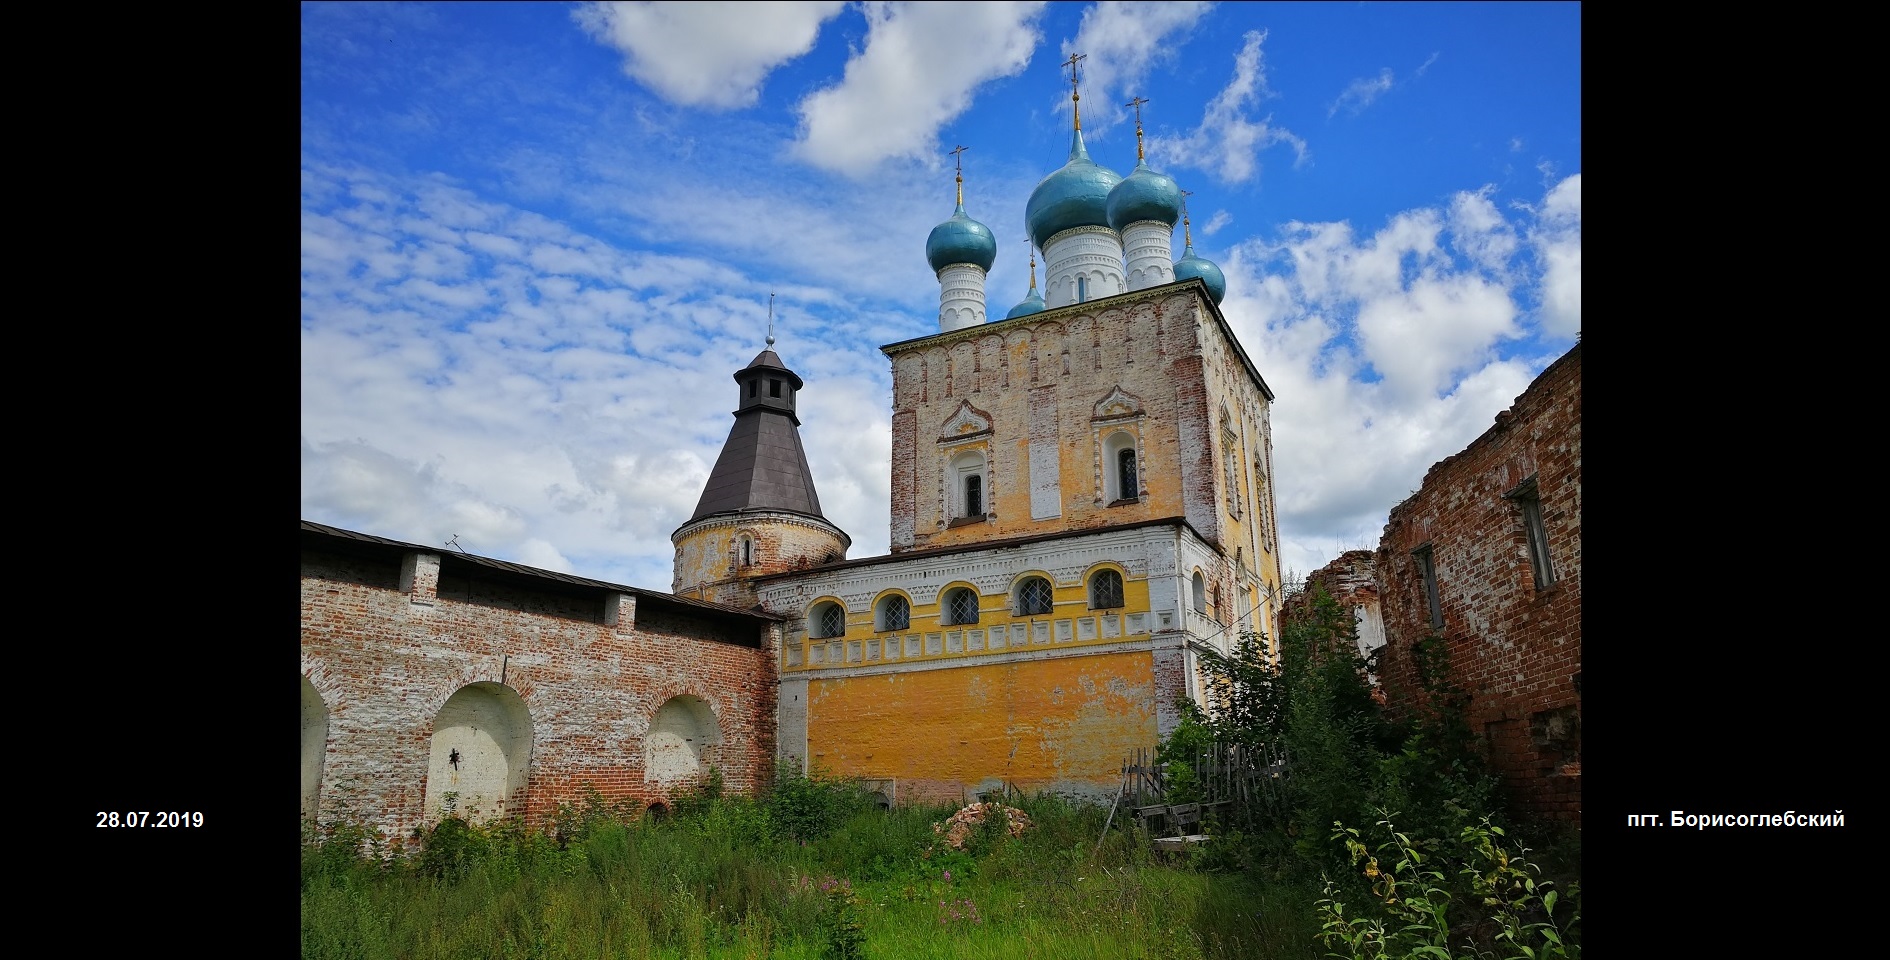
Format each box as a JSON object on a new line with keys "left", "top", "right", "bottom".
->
{"left": 672, "top": 71, "right": 1284, "bottom": 805}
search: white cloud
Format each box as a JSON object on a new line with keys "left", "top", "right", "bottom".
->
{"left": 1146, "top": 30, "right": 1307, "bottom": 185}
{"left": 1060, "top": 1, "right": 1213, "bottom": 136}
{"left": 1199, "top": 209, "right": 1232, "bottom": 236}
{"left": 573, "top": 1, "right": 847, "bottom": 109}
{"left": 793, "top": 1, "right": 1048, "bottom": 177}
{"left": 1532, "top": 174, "right": 1581, "bottom": 338}
{"left": 1328, "top": 68, "right": 1394, "bottom": 118}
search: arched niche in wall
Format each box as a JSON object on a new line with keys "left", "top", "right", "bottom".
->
{"left": 423, "top": 682, "right": 534, "bottom": 824}
{"left": 301, "top": 675, "right": 329, "bottom": 827}
{"left": 646, "top": 694, "right": 723, "bottom": 785}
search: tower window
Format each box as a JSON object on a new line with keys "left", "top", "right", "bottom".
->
{"left": 1117, "top": 449, "right": 1137, "bottom": 500}
{"left": 1017, "top": 576, "right": 1053, "bottom": 616}
{"left": 748, "top": 381, "right": 756, "bottom": 398}
{"left": 876, "top": 594, "right": 910, "bottom": 632}
{"left": 1076, "top": 275, "right": 1088, "bottom": 302}
{"left": 1089, "top": 569, "right": 1124, "bottom": 609}
{"left": 943, "top": 587, "right": 980, "bottom": 626}
{"left": 739, "top": 536, "right": 754, "bottom": 566}
{"left": 770, "top": 379, "right": 781, "bottom": 398}
{"left": 1191, "top": 572, "right": 1207, "bottom": 614}
{"left": 964, "top": 475, "right": 982, "bottom": 517}
{"left": 810, "top": 601, "right": 846, "bottom": 640}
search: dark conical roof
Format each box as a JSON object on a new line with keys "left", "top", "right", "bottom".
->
{"left": 686, "top": 349, "right": 827, "bottom": 523}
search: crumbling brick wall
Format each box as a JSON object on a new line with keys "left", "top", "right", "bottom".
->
{"left": 1372, "top": 343, "right": 1581, "bottom": 823}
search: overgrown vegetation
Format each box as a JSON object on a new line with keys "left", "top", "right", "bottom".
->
{"left": 302, "top": 587, "right": 1576, "bottom": 959}
{"left": 1166, "top": 585, "right": 1580, "bottom": 957}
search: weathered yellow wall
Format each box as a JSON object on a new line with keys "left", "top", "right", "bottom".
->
{"left": 805, "top": 650, "right": 1154, "bottom": 803}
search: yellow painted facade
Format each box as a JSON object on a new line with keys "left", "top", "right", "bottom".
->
{"left": 805, "top": 650, "right": 1155, "bottom": 804}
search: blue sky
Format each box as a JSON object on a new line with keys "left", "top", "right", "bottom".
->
{"left": 301, "top": 1, "right": 1581, "bottom": 594}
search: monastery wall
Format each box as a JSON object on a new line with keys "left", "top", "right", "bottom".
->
{"left": 301, "top": 527, "right": 780, "bottom": 841}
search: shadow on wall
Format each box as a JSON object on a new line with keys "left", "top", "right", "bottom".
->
{"left": 647, "top": 695, "right": 722, "bottom": 784}
{"left": 424, "top": 682, "right": 534, "bottom": 823}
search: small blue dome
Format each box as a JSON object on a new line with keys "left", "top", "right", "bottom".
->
{"left": 1106, "top": 160, "right": 1182, "bottom": 232}
{"left": 1025, "top": 129, "right": 1122, "bottom": 251}
{"left": 1005, "top": 287, "right": 1047, "bottom": 319}
{"left": 1174, "top": 243, "right": 1226, "bottom": 305}
{"left": 926, "top": 202, "right": 997, "bottom": 273}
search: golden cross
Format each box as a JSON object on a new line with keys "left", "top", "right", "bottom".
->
{"left": 948, "top": 144, "right": 968, "bottom": 205}
{"left": 1063, "top": 52, "right": 1086, "bottom": 128}
{"left": 1125, "top": 96, "right": 1149, "bottom": 160}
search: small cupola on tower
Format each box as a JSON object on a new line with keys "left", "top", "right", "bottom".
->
{"left": 672, "top": 299, "right": 850, "bottom": 606}
{"left": 1173, "top": 193, "right": 1226, "bottom": 306}
{"left": 926, "top": 145, "right": 998, "bottom": 332}
{"left": 1025, "top": 52, "right": 1125, "bottom": 309}
{"left": 1004, "top": 246, "right": 1048, "bottom": 319}
{"left": 1106, "top": 96, "right": 1182, "bottom": 292}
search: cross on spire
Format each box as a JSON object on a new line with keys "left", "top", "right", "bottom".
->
{"left": 1062, "top": 52, "right": 1086, "bottom": 130}
{"left": 948, "top": 144, "right": 968, "bottom": 206}
{"left": 1125, "top": 96, "right": 1150, "bottom": 161}
{"left": 1180, "top": 190, "right": 1194, "bottom": 246}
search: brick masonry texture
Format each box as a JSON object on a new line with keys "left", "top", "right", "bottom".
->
{"left": 1368, "top": 343, "right": 1581, "bottom": 823}
{"left": 301, "top": 533, "right": 780, "bottom": 842}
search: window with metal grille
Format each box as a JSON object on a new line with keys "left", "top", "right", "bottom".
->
{"left": 811, "top": 602, "right": 845, "bottom": 639}
{"left": 944, "top": 587, "right": 980, "bottom": 625}
{"left": 1017, "top": 577, "right": 1053, "bottom": 616}
{"left": 1089, "top": 569, "right": 1124, "bottom": 609}
{"left": 1117, "top": 449, "right": 1137, "bottom": 499}
{"left": 877, "top": 594, "right": 910, "bottom": 631}
{"left": 964, "top": 474, "right": 983, "bottom": 517}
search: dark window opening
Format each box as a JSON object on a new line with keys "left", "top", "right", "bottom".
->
{"left": 964, "top": 474, "right": 983, "bottom": 517}
{"left": 1414, "top": 544, "right": 1444, "bottom": 631}
{"left": 1505, "top": 476, "right": 1556, "bottom": 589}
{"left": 1018, "top": 577, "right": 1053, "bottom": 616}
{"left": 770, "top": 379, "right": 781, "bottom": 397}
{"left": 945, "top": 588, "right": 981, "bottom": 625}
{"left": 1117, "top": 449, "right": 1137, "bottom": 500}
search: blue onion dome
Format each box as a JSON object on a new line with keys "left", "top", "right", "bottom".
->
{"left": 1025, "top": 128, "right": 1122, "bottom": 251}
{"left": 1005, "top": 282, "right": 1047, "bottom": 319}
{"left": 926, "top": 201, "right": 997, "bottom": 274}
{"left": 1106, "top": 159, "right": 1182, "bottom": 232}
{"left": 1174, "top": 240, "right": 1226, "bottom": 305}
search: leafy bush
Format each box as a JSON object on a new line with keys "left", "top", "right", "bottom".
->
{"left": 767, "top": 761, "right": 873, "bottom": 844}
{"left": 1318, "top": 811, "right": 1579, "bottom": 959}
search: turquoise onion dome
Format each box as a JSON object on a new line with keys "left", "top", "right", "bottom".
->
{"left": 1024, "top": 128, "right": 1121, "bottom": 251}
{"left": 1006, "top": 271, "right": 1047, "bottom": 320}
{"left": 1106, "top": 159, "right": 1182, "bottom": 232}
{"left": 925, "top": 201, "right": 997, "bottom": 274}
{"left": 1174, "top": 240, "right": 1226, "bottom": 306}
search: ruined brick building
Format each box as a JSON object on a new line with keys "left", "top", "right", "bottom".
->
{"left": 1290, "top": 342, "right": 1580, "bottom": 823}
{"left": 301, "top": 81, "right": 1284, "bottom": 833}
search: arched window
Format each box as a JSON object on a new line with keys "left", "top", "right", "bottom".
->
{"left": 1016, "top": 576, "right": 1054, "bottom": 616}
{"left": 738, "top": 535, "right": 754, "bottom": 566}
{"left": 810, "top": 601, "right": 846, "bottom": 639}
{"left": 1191, "top": 571, "right": 1207, "bottom": 613}
{"left": 1089, "top": 569, "right": 1124, "bottom": 609}
{"left": 1076, "top": 275, "right": 1089, "bottom": 302}
{"left": 1103, "top": 430, "right": 1139, "bottom": 504}
{"left": 876, "top": 594, "right": 910, "bottom": 632}
{"left": 950, "top": 451, "right": 987, "bottom": 521}
{"left": 1118, "top": 449, "right": 1137, "bottom": 498}
{"left": 943, "top": 587, "right": 981, "bottom": 625}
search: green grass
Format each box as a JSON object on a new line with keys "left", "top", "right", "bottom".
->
{"left": 302, "top": 793, "right": 1328, "bottom": 960}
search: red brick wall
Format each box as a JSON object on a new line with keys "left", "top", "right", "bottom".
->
{"left": 1372, "top": 343, "right": 1581, "bottom": 823}
{"left": 301, "top": 533, "right": 779, "bottom": 842}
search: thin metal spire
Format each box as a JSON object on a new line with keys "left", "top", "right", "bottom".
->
{"left": 1126, "top": 96, "right": 1149, "bottom": 161}
{"left": 948, "top": 144, "right": 968, "bottom": 207}
{"left": 1180, "top": 190, "right": 1194, "bottom": 249}
{"left": 766, "top": 292, "right": 775, "bottom": 347}
{"left": 1062, "top": 52, "right": 1086, "bottom": 131}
